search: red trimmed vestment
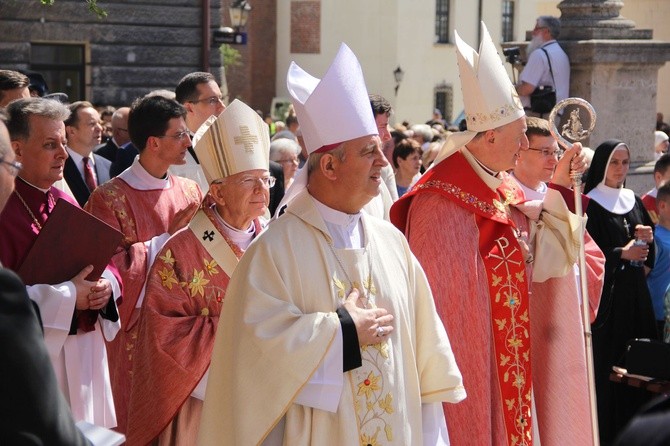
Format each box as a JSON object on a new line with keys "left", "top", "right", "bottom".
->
{"left": 85, "top": 174, "right": 202, "bottom": 434}
{"left": 392, "top": 150, "right": 588, "bottom": 446}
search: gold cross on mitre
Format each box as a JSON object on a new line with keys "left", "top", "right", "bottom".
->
{"left": 233, "top": 125, "right": 259, "bottom": 153}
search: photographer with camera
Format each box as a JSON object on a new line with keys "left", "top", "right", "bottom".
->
{"left": 515, "top": 16, "right": 570, "bottom": 117}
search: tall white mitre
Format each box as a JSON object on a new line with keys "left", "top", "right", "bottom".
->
{"left": 432, "top": 22, "right": 525, "bottom": 166}
{"left": 192, "top": 99, "right": 270, "bottom": 184}
{"left": 276, "top": 42, "right": 378, "bottom": 211}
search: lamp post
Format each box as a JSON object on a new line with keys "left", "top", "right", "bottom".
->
{"left": 229, "top": 0, "right": 251, "bottom": 32}
{"left": 213, "top": 0, "right": 252, "bottom": 45}
{"left": 393, "top": 66, "right": 404, "bottom": 96}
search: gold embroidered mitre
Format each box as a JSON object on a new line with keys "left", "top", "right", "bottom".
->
{"left": 455, "top": 22, "right": 524, "bottom": 132}
{"left": 192, "top": 99, "right": 270, "bottom": 184}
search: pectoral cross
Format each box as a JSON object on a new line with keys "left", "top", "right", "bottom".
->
{"left": 623, "top": 217, "right": 631, "bottom": 237}
{"left": 203, "top": 230, "right": 215, "bottom": 242}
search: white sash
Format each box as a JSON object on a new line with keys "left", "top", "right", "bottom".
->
{"left": 189, "top": 210, "right": 239, "bottom": 278}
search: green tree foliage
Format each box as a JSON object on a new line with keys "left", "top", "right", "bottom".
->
{"left": 219, "top": 44, "right": 241, "bottom": 69}
{"left": 39, "top": 0, "right": 108, "bottom": 19}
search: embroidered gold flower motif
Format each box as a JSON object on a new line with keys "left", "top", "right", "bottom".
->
{"left": 495, "top": 318, "right": 506, "bottom": 330}
{"left": 512, "top": 371, "right": 526, "bottom": 389}
{"left": 360, "top": 430, "right": 380, "bottom": 446}
{"left": 188, "top": 269, "right": 210, "bottom": 298}
{"left": 204, "top": 258, "right": 219, "bottom": 276}
{"left": 333, "top": 276, "right": 346, "bottom": 299}
{"left": 357, "top": 371, "right": 381, "bottom": 399}
{"left": 500, "top": 354, "right": 511, "bottom": 367}
{"left": 200, "top": 307, "right": 210, "bottom": 317}
{"left": 158, "top": 267, "right": 178, "bottom": 290}
{"left": 372, "top": 340, "right": 390, "bottom": 359}
{"left": 159, "top": 249, "right": 175, "bottom": 266}
{"left": 505, "top": 398, "right": 515, "bottom": 410}
{"left": 492, "top": 274, "right": 503, "bottom": 287}
{"left": 519, "top": 310, "right": 529, "bottom": 323}
{"left": 378, "top": 392, "right": 394, "bottom": 414}
{"left": 363, "top": 275, "right": 376, "bottom": 296}
{"left": 507, "top": 336, "right": 523, "bottom": 349}
{"left": 515, "top": 271, "right": 525, "bottom": 282}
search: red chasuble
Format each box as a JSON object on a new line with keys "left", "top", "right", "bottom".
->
{"left": 126, "top": 202, "right": 261, "bottom": 445}
{"left": 392, "top": 151, "right": 534, "bottom": 446}
{"left": 84, "top": 175, "right": 202, "bottom": 435}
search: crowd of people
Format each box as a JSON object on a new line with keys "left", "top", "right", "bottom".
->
{"left": 1, "top": 15, "right": 670, "bottom": 446}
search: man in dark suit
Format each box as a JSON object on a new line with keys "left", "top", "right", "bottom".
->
{"left": 269, "top": 160, "right": 284, "bottom": 217}
{"left": 94, "top": 106, "right": 130, "bottom": 163}
{"left": 0, "top": 113, "right": 89, "bottom": 445}
{"left": 63, "top": 101, "right": 111, "bottom": 206}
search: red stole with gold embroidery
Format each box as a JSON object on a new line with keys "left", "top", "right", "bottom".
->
{"left": 391, "top": 151, "right": 533, "bottom": 445}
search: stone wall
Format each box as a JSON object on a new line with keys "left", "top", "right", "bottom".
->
{"left": 0, "top": 0, "right": 222, "bottom": 107}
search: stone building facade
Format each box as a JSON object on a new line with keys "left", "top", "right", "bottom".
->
{"left": 0, "top": 0, "right": 224, "bottom": 108}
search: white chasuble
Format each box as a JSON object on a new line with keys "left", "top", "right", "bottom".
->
{"left": 198, "top": 189, "right": 464, "bottom": 446}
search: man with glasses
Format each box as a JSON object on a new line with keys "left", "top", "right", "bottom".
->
{"left": 126, "top": 99, "right": 272, "bottom": 445}
{"left": 94, "top": 106, "right": 130, "bottom": 164}
{"left": 174, "top": 72, "right": 226, "bottom": 193}
{"left": 199, "top": 43, "right": 464, "bottom": 446}
{"left": 0, "top": 97, "right": 122, "bottom": 430}
{"left": 515, "top": 16, "right": 570, "bottom": 115}
{"left": 85, "top": 94, "right": 203, "bottom": 435}
{"left": 511, "top": 116, "right": 606, "bottom": 445}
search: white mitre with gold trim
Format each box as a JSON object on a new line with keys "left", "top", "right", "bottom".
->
{"left": 274, "top": 42, "right": 378, "bottom": 214}
{"left": 192, "top": 99, "right": 270, "bottom": 184}
{"left": 432, "top": 22, "right": 525, "bottom": 167}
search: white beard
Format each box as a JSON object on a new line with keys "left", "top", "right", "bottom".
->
{"left": 525, "top": 35, "right": 544, "bottom": 57}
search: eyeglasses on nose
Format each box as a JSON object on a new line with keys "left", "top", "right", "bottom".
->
{"left": 190, "top": 96, "right": 224, "bottom": 106}
{"left": 526, "top": 147, "right": 563, "bottom": 158}
{"left": 0, "top": 157, "right": 22, "bottom": 176}
{"left": 238, "top": 176, "right": 276, "bottom": 189}
{"left": 157, "top": 131, "right": 191, "bottom": 142}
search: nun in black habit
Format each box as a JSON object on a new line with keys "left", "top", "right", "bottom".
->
{"left": 583, "top": 139, "right": 659, "bottom": 445}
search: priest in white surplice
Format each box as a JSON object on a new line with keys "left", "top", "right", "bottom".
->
{"left": 198, "top": 44, "right": 465, "bottom": 446}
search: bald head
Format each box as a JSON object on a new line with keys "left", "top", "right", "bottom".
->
{"left": 112, "top": 107, "right": 131, "bottom": 146}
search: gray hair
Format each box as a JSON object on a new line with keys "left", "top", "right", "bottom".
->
{"left": 538, "top": 16, "right": 561, "bottom": 39}
{"left": 410, "top": 124, "right": 433, "bottom": 143}
{"left": 145, "top": 89, "right": 176, "bottom": 101}
{"left": 307, "top": 144, "right": 346, "bottom": 178}
{"left": 6, "top": 97, "right": 70, "bottom": 141}
{"left": 270, "top": 138, "right": 301, "bottom": 162}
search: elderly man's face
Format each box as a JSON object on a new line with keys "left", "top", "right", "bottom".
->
{"left": 13, "top": 115, "right": 68, "bottom": 189}
{"left": 333, "top": 134, "right": 388, "bottom": 212}
{"left": 0, "top": 123, "right": 17, "bottom": 211}
{"left": 492, "top": 116, "right": 528, "bottom": 171}
{"left": 213, "top": 169, "right": 270, "bottom": 229}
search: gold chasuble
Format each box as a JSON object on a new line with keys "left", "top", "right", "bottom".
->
{"left": 399, "top": 151, "right": 532, "bottom": 444}
{"left": 198, "top": 189, "right": 465, "bottom": 446}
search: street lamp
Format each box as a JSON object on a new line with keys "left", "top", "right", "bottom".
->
{"left": 213, "top": 0, "right": 252, "bottom": 45}
{"left": 229, "top": 0, "right": 252, "bottom": 31}
{"left": 393, "top": 65, "right": 404, "bottom": 96}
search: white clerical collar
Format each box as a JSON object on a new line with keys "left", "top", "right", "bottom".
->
{"left": 647, "top": 187, "right": 658, "bottom": 198}
{"left": 310, "top": 195, "right": 364, "bottom": 249}
{"left": 510, "top": 172, "right": 547, "bottom": 201}
{"left": 18, "top": 176, "right": 50, "bottom": 193}
{"left": 461, "top": 146, "right": 503, "bottom": 191}
{"left": 212, "top": 205, "right": 256, "bottom": 251}
{"left": 587, "top": 183, "right": 636, "bottom": 214}
{"left": 118, "top": 156, "right": 172, "bottom": 190}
